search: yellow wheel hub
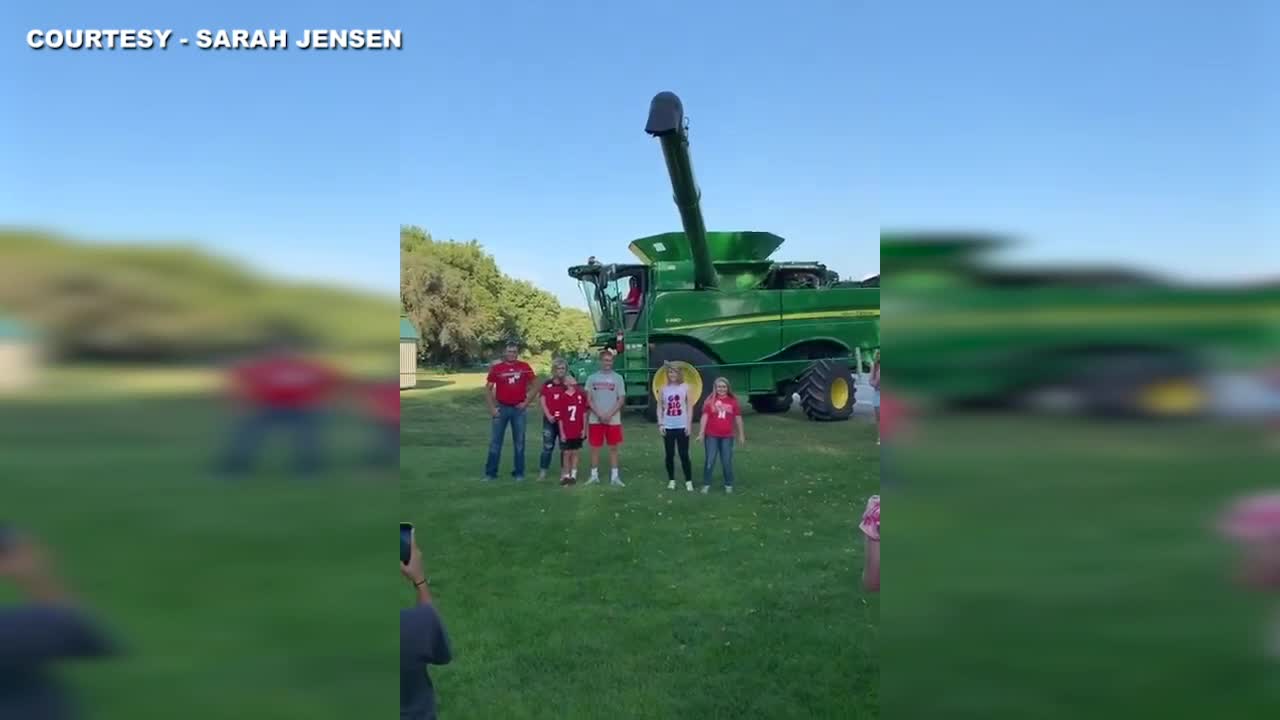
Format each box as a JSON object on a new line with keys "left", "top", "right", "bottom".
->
{"left": 1136, "top": 379, "right": 1206, "bottom": 416}
{"left": 651, "top": 361, "right": 704, "bottom": 402}
{"left": 831, "top": 377, "right": 850, "bottom": 410}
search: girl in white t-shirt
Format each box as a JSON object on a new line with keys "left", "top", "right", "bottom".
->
{"left": 657, "top": 363, "right": 694, "bottom": 491}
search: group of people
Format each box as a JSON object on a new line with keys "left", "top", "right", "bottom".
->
{"left": 483, "top": 344, "right": 746, "bottom": 493}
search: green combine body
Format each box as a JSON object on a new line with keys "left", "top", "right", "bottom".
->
{"left": 568, "top": 92, "right": 880, "bottom": 421}
{"left": 884, "top": 233, "right": 1280, "bottom": 416}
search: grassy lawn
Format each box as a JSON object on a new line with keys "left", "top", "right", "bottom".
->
{"left": 886, "top": 416, "right": 1279, "bottom": 719}
{"left": 401, "top": 372, "right": 881, "bottom": 719}
{"left": 0, "top": 368, "right": 396, "bottom": 719}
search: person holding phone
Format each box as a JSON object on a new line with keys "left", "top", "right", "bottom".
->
{"left": 0, "top": 527, "right": 117, "bottom": 720}
{"left": 400, "top": 526, "right": 452, "bottom": 720}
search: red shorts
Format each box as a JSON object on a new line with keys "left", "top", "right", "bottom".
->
{"left": 588, "top": 423, "right": 624, "bottom": 448}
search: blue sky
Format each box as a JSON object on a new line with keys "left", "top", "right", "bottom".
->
{"left": 2, "top": 1, "right": 1275, "bottom": 305}
{"left": 1, "top": 1, "right": 403, "bottom": 295}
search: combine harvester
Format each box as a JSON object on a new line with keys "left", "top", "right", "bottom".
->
{"left": 568, "top": 92, "right": 879, "bottom": 421}
{"left": 884, "top": 233, "right": 1280, "bottom": 418}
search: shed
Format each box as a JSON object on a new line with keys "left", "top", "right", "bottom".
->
{"left": 0, "top": 313, "right": 39, "bottom": 392}
{"left": 400, "top": 315, "right": 420, "bottom": 389}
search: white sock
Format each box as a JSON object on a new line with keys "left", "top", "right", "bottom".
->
{"left": 590, "top": 467, "right": 599, "bottom": 477}
{"left": 610, "top": 467, "right": 619, "bottom": 479}
{"left": 571, "top": 468, "right": 578, "bottom": 478}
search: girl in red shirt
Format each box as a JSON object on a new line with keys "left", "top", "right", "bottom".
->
{"left": 696, "top": 377, "right": 745, "bottom": 494}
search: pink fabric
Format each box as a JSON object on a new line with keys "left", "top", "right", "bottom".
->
{"left": 1219, "top": 493, "right": 1280, "bottom": 543}
{"left": 860, "top": 495, "right": 881, "bottom": 542}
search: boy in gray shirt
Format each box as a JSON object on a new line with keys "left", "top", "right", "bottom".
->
{"left": 585, "top": 350, "right": 626, "bottom": 486}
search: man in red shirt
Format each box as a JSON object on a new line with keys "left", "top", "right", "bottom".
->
{"left": 219, "top": 343, "right": 344, "bottom": 476}
{"left": 484, "top": 342, "right": 538, "bottom": 481}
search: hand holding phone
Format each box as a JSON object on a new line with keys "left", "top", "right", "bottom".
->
{"left": 399, "top": 523, "right": 429, "bottom": 598}
{"left": 400, "top": 522, "right": 414, "bottom": 566}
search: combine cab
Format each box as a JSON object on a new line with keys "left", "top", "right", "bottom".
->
{"left": 568, "top": 92, "right": 880, "bottom": 421}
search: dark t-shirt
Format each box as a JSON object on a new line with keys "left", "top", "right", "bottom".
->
{"left": 0, "top": 604, "right": 116, "bottom": 720}
{"left": 400, "top": 603, "right": 452, "bottom": 720}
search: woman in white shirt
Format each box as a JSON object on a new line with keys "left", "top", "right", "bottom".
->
{"left": 657, "top": 363, "right": 694, "bottom": 491}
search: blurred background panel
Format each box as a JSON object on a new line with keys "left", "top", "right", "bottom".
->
{"left": 879, "top": 1, "right": 1278, "bottom": 718}
{"left": 0, "top": 1, "right": 403, "bottom": 717}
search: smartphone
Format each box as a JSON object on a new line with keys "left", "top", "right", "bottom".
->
{"left": 399, "top": 522, "right": 414, "bottom": 566}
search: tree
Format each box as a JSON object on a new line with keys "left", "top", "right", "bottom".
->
{"left": 400, "top": 226, "right": 594, "bottom": 369}
{"left": 0, "top": 229, "right": 394, "bottom": 361}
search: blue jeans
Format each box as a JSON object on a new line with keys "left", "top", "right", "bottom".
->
{"left": 484, "top": 405, "right": 527, "bottom": 479}
{"left": 703, "top": 436, "right": 736, "bottom": 487}
{"left": 538, "top": 417, "right": 562, "bottom": 472}
{"left": 367, "top": 422, "right": 398, "bottom": 468}
{"left": 221, "top": 407, "right": 323, "bottom": 476}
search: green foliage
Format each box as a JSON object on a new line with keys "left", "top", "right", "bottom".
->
{"left": 0, "top": 228, "right": 396, "bottom": 360}
{"left": 400, "top": 225, "right": 593, "bottom": 368}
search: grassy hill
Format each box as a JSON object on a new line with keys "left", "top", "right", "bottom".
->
{"left": 0, "top": 227, "right": 395, "bottom": 360}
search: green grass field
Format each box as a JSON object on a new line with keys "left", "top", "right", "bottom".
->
{"left": 0, "top": 366, "right": 396, "bottom": 719}
{"left": 886, "top": 416, "right": 1279, "bottom": 719}
{"left": 401, "top": 373, "right": 881, "bottom": 719}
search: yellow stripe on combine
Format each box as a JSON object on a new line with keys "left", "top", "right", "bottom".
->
{"left": 663, "top": 308, "right": 880, "bottom": 332}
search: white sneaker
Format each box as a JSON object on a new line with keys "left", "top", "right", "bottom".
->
{"left": 585, "top": 473, "right": 600, "bottom": 485}
{"left": 667, "top": 480, "right": 676, "bottom": 490}
{"left": 537, "top": 471, "right": 546, "bottom": 481}
{"left": 685, "top": 481, "right": 694, "bottom": 492}
{"left": 700, "top": 485, "right": 710, "bottom": 494}
{"left": 610, "top": 477, "right": 626, "bottom": 487}
{"left": 725, "top": 486, "right": 734, "bottom": 494}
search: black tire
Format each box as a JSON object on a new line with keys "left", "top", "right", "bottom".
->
{"left": 798, "top": 358, "right": 856, "bottom": 421}
{"left": 647, "top": 343, "right": 717, "bottom": 422}
{"left": 1078, "top": 352, "right": 1205, "bottom": 419}
{"left": 749, "top": 393, "right": 794, "bottom": 414}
